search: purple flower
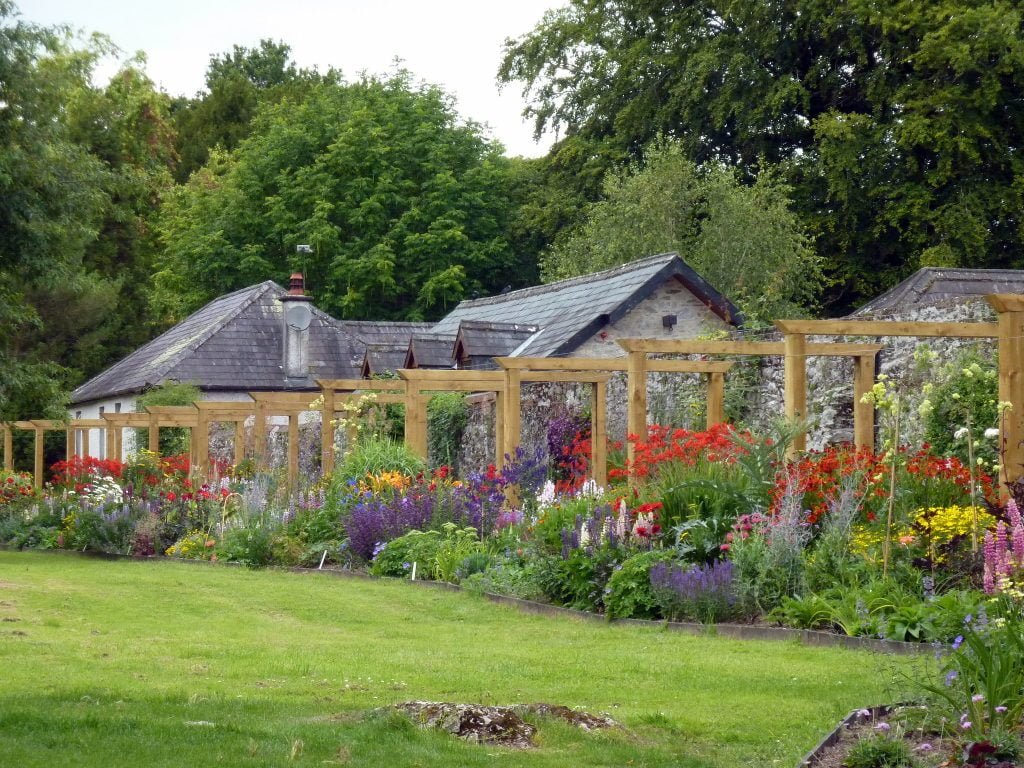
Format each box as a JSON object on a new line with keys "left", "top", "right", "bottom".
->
{"left": 952, "top": 635, "right": 964, "bottom": 650}
{"left": 874, "top": 722, "right": 890, "bottom": 732}
{"left": 996, "top": 706, "right": 1008, "bottom": 714}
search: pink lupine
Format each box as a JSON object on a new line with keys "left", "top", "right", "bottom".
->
{"left": 984, "top": 529, "right": 996, "bottom": 594}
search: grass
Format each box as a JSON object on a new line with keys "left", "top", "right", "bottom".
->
{"left": 0, "top": 551, "right": 916, "bottom": 767}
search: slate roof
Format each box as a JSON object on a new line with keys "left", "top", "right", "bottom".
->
{"left": 360, "top": 343, "right": 409, "bottom": 377}
{"left": 454, "top": 322, "right": 540, "bottom": 369}
{"left": 406, "top": 333, "right": 457, "bottom": 369}
{"left": 71, "top": 282, "right": 363, "bottom": 404}
{"left": 430, "top": 252, "right": 742, "bottom": 357}
{"left": 335, "top": 320, "right": 433, "bottom": 346}
{"left": 853, "top": 268, "right": 1024, "bottom": 316}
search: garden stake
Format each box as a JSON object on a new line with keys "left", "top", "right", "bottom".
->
{"left": 318, "top": 550, "right": 327, "bottom": 570}
{"left": 411, "top": 561, "right": 417, "bottom": 581}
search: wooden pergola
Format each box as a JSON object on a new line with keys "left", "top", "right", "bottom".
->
{"left": 773, "top": 300, "right": 1019, "bottom": 487}
{"left": 493, "top": 356, "right": 736, "bottom": 487}
{"left": 317, "top": 378, "right": 410, "bottom": 476}
{"left": 396, "top": 369, "right": 507, "bottom": 467}
{"left": 616, "top": 338, "right": 884, "bottom": 466}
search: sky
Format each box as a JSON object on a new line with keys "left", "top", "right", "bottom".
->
{"left": 19, "top": 0, "right": 564, "bottom": 158}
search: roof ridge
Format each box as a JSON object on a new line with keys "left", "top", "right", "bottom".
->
{"left": 453, "top": 252, "right": 680, "bottom": 309}
{"left": 148, "top": 281, "right": 283, "bottom": 386}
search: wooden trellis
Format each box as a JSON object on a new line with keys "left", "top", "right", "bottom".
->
{"left": 494, "top": 356, "right": 735, "bottom": 488}
{"left": 396, "top": 369, "right": 507, "bottom": 467}
{"left": 316, "top": 378, "right": 411, "bottom": 476}
{"left": 774, "top": 303, "right": 1020, "bottom": 488}
{"left": 616, "top": 338, "right": 884, "bottom": 465}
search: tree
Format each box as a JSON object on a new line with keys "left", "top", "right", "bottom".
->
{"left": 1, "top": 3, "right": 177, "bottom": 420}
{"left": 154, "top": 72, "right": 527, "bottom": 323}
{"left": 541, "top": 141, "right": 823, "bottom": 321}
{"left": 0, "top": 3, "right": 106, "bottom": 419}
{"left": 501, "top": 1, "right": 1024, "bottom": 310}
{"left": 171, "top": 40, "right": 325, "bottom": 182}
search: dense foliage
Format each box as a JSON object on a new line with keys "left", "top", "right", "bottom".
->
{"left": 501, "top": 0, "right": 1024, "bottom": 310}
{"left": 153, "top": 72, "right": 527, "bottom": 323}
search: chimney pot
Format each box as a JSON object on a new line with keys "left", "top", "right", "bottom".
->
{"left": 288, "top": 273, "right": 305, "bottom": 296}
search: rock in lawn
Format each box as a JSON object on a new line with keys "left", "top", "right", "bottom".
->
{"left": 392, "top": 701, "right": 619, "bottom": 748}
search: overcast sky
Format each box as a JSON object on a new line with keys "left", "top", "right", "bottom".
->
{"left": 19, "top": 0, "right": 563, "bottom": 158}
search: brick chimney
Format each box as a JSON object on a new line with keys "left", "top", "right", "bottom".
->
{"left": 279, "top": 273, "right": 314, "bottom": 381}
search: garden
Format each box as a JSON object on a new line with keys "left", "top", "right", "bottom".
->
{"left": 3, "top": 357, "right": 1024, "bottom": 767}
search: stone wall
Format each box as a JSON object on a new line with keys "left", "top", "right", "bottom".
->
{"left": 456, "top": 298, "right": 999, "bottom": 470}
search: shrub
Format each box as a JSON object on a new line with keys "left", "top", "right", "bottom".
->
{"left": 371, "top": 530, "right": 443, "bottom": 578}
{"left": 605, "top": 549, "right": 676, "bottom": 619}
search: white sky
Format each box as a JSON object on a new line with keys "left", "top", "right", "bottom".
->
{"left": 19, "top": 0, "right": 563, "bottom": 158}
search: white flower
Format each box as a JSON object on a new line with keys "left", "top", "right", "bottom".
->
{"left": 954, "top": 427, "right": 969, "bottom": 440}
{"left": 985, "top": 428, "right": 1000, "bottom": 439}
{"left": 535, "top": 480, "right": 556, "bottom": 508}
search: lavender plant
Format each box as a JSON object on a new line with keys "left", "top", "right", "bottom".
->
{"left": 649, "top": 560, "right": 738, "bottom": 623}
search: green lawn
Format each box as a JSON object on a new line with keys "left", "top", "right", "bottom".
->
{"left": 0, "top": 551, "right": 912, "bottom": 767}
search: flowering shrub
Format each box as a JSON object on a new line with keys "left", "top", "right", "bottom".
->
{"left": 1, "top": 470, "right": 37, "bottom": 510}
{"left": 50, "top": 456, "right": 124, "bottom": 492}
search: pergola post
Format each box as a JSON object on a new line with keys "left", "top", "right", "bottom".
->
{"left": 625, "top": 349, "right": 648, "bottom": 470}
{"left": 989, "top": 295, "right": 1024, "bottom": 491}
{"left": 853, "top": 352, "right": 877, "bottom": 452}
{"left": 2, "top": 425, "right": 12, "bottom": 470}
{"left": 194, "top": 410, "right": 210, "bottom": 480}
{"left": 592, "top": 380, "right": 608, "bottom": 488}
{"left": 66, "top": 426, "right": 75, "bottom": 462}
{"left": 33, "top": 424, "right": 44, "bottom": 489}
{"left": 253, "top": 401, "right": 266, "bottom": 465}
{"left": 105, "top": 424, "right": 116, "bottom": 460}
{"left": 232, "top": 420, "right": 245, "bottom": 465}
{"left": 321, "top": 387, "right": 336, "bottom": 474}
{"left": 287, "top": 414, "right": 299, "bottom": 489}
{"left": 707, "top": 371, "right": 726, "bottom": 428}
{"left": 148, "top": 411, "right": 159, "bottom": 454}
{"left": 782, "top": 332, "right": 808, "bottom": 456}
{"left": 502, "top": 368, "right": 522, "bottom": 463}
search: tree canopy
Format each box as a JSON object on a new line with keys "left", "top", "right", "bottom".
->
{"left": 542, "top": 141, "right": 824, "bottom": 321}
{"left": 153, "top": 72, "right": 528, "bottom": 323}
{"left": 0, "top": 3, "right": 173, "bottom": 418}
{"left": 501, "top": 0, "right": 1024, "bottom": 309}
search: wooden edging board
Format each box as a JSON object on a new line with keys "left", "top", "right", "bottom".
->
{"left": 795, "top": 704, "right": 895, "bottom": 767}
